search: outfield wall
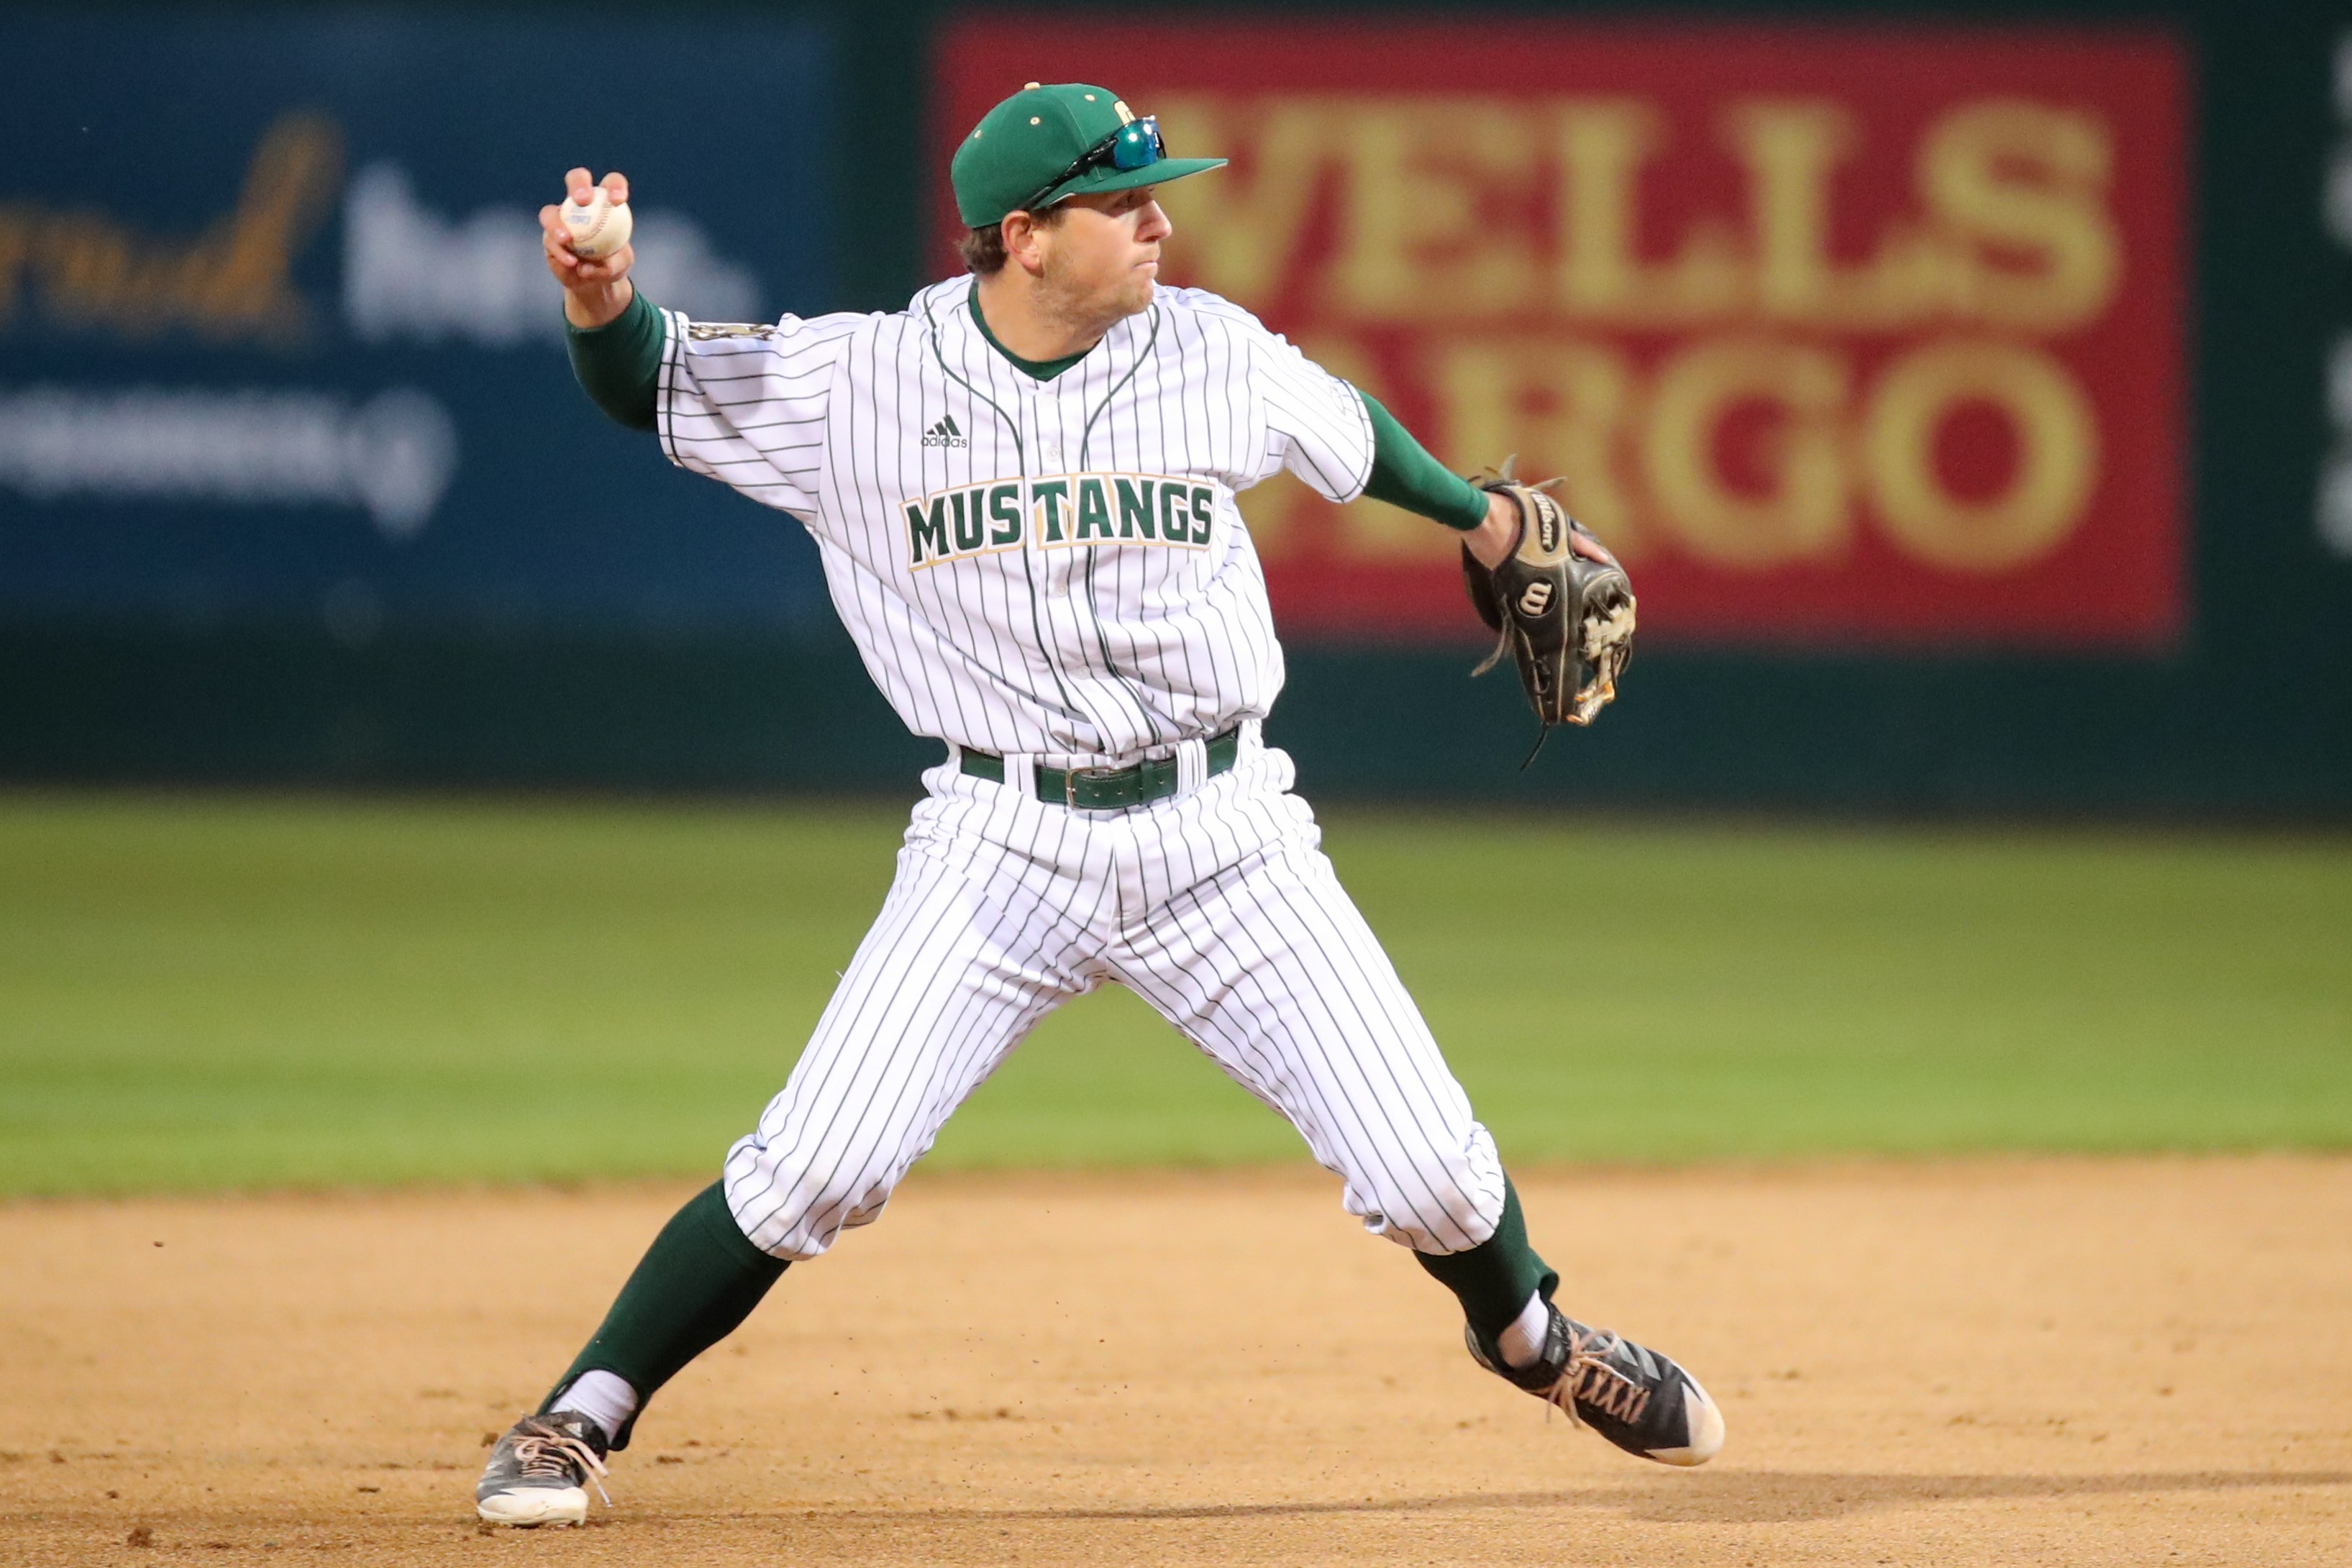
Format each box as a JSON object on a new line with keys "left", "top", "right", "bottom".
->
{"left": 1, "top": 0, "right": 2348, "bottom": 812}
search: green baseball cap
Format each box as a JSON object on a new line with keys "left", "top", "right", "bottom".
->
{"left": 952, "top": 82, "right": 1226, "bottom": 228}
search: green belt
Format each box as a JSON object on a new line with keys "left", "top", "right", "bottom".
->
{"left": 961, "top": 726, "right": 1242, "bottom": 809}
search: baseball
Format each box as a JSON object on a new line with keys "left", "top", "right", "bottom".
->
{"left": 560, "top": 188, "right": 632, "bottom": 260}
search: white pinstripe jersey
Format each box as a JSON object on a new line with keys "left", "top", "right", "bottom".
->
{"left": 655, "top": 275, "right": 1375, "bottom": 765}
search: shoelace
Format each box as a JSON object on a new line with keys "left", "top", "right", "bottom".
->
{"left": 1541, "top": 1325, "right": 1651, "bottom": 1432}
{"left": 509, "top": 1418, "right": 612, "bottom": 1508}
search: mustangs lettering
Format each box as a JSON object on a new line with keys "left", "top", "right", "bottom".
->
{"left": 903, "top": 473, "right": 1217, "bottom": 568}
{"left": 655, "top": 276, "right": 1373, "bottom": 763}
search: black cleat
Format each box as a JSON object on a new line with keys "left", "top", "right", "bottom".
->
{"left": 474, "top": 1411, "right": 611, "bottom": 1526}
{"left": 1469, "top": 1304, "right": 1726, "bottom": 1466}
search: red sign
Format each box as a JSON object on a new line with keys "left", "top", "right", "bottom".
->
{"left": 936, "top": 22, "right": 2188, "bottom": 649}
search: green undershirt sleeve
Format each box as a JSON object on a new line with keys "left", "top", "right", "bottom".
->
{"left": 1358, "top": 389, "right": 1490, "bottom": 532}
{"left": 564, "top": 287, "right": 662, "bottom": 433}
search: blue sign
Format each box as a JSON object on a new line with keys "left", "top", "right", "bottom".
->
{"left": 0, "top": 9, "right": 836, "bottom": 637}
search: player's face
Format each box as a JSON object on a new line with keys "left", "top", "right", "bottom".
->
{"left": 1040, "top": 186, "right": 1171, "bottom": 320}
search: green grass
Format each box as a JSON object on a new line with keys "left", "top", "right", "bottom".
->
{"left": 1, "top": 794, "right": 2346, "bottom": 1194}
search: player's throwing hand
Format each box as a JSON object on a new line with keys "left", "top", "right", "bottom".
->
{"left": 539, "top": 168, "right": 634, "bottom": 328}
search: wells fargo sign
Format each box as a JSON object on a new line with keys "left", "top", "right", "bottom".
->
{"left": 938, "top": 22, "right": 2188, "bottom": 649}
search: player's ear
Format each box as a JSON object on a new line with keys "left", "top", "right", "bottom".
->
{"left": 1000, "top": 212, "right": 1050, "bottom": 278}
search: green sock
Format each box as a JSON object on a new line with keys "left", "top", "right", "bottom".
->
{"left": 1414, "top": 1175, "right": 1559, "bottom": 1350}
{"left": 542, "top": 1182, "right": 786, "bottom": 1449}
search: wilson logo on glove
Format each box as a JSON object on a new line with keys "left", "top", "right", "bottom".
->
{"left": 1531, "top": 504, "right": 1564, "bottom": 558}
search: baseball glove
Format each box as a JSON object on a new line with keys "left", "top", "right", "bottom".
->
{"left": 1461, "top": 459, "right": 1636, "bottom": 759}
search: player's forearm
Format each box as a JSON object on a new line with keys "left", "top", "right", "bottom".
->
{"left": 566, "top": 287, "right": 661, "bottom": 432}
{"left": 1357, "top": 391, "right": 1490, "bottom": 532}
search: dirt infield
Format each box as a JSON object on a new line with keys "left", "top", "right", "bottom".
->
{"left": 3, "top": 1159, "right": 2346, "bottom": 1567}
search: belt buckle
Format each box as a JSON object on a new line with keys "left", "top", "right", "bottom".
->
{"left": 1064, "top": 765, "right": 1127, "bottom": 809}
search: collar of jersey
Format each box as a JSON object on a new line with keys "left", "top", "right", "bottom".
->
{"left": 967, "top": 288, "right": 1089, "bottom": 382}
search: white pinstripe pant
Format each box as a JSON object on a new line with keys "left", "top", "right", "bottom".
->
{"left": 721, "top": 724, "right": 1507, "bottom": 1261}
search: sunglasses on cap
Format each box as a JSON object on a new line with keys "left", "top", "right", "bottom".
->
{"left": 1021, "top": 115, "right": 1165, "bottom": 211}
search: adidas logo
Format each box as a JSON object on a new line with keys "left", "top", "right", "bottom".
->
{"left": 921, "top": 414, "right": 967, "bottom": 450}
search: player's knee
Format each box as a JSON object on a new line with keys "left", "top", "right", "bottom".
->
{"left": 723, "top": 1145, "right": 902, "bottom": 1261}
{"left": 1392, "top": 1184, "right": 1503, "bottom": 1254}
{"left": 1358, "top": 1136, "right": 1505, "bottom": 1253}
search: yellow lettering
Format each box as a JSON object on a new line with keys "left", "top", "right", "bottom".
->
{"left": 1644, "top": 337, "right": 1851, "bottom": 564}
{"left": 1553, "top": 99, "right": 1744, "bottom": 327}
{"left": 1721, "top": 99, "right": 1949, "bottom": 328}
{"left": 1864, "top": 338, "right": 2097, "bottom": 570}
{"left": 1327, "top": 100, "right": 1541, "bottom": 320}
{"left": 1152, "top": 88, "right": 2128, "bottom": 591}
{"left": 191, "top": 113, "right": 343, "bottom": 341}
{"left": 35, "top": 217, "right": 135, "bottom": 327}
{"left": 1155, "top": 96, "right": 1329, "bottom": 300}
{"left": 0, "top": 209, "right": 28, "bottom": 322}
{"left": 1427, "top": 334, "right": 1644, "bottom": 557}
{"left": 1919, "top": 100, "right": 2118, "bottom": 330}
{"left": 0, "top": 112, "right": 339, "bottom": 346}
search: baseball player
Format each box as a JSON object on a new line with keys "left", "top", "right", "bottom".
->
{"left": 475, "top": 83, "right": 1715, "bottom": 1528}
